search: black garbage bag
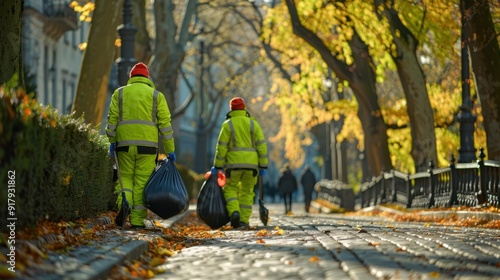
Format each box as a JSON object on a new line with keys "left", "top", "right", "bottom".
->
{"left": 143, "top": 158, "right": 189, "bottom": 219}
{"left": 196, "top": 173, "right": 229, "bottom": 229}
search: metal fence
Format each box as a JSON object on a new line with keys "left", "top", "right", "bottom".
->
{"left": 315, "top": 179, "right": 355, "bottom": 211}
{"left": 360, "top": 148, "right": 500, "bottom": 209}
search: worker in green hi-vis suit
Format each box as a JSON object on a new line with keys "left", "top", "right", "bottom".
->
{"left": 212, "top": 97, "right": 268, "bottom": 229}
{"left": 106, "top": 62, "right": 176, "bottom": 229}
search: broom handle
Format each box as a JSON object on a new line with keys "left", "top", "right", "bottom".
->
{"left": 114, "top": 147, "right": 125, "bottom": 196}
{"left": 258, "top": 174, "right": 263, "bottom": 201}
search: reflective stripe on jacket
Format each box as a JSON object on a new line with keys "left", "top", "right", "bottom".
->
{"left": 106, "top": 76, "right": 175, "bottom": 153}
{"left": 214, "top": 110, "right": 268, "bottom": 171}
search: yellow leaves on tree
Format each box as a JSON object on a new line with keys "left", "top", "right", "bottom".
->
{"left": 260, "top": 0, "right": 490, "bottom": 174}
{"left": 70, "top": 0, "right": 95, "bottom": 22}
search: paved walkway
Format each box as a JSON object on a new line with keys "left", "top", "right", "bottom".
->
{"left": 153, "top": 203, "right": 500, "bottom": 280}
{"left": 11, "top": 203, "right": 500, "bottom": 280}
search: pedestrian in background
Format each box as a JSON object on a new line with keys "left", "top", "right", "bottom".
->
{"left": 300, "top": 165, "right": 317, "bottom": 212}
{"left": 212, "top": 97, "right": 268, "bottom": 229}
{"left": 278, "top": 163, "right": 297, "bottom": 214}
{"left": 106, "top": 62, "right": 176, "bottom": 229}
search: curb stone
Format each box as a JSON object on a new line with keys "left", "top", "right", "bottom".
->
{"left": 419, "top": 210, "right": 500, "bottom": 221}
{"left": 18, "top": 207, "right": 196, "bottom": 280}
{"left": 20, "top": 232, "right": 149, "bottom": 280}
{"left": 54, "top": 239, "right": 149, "bottom": 280}
{"left": 359, "top": 205, "right": 500, "bottom": 221}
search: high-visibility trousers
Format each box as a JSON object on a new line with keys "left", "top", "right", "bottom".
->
{"left": 223, "top": 169, "right": 257, "bottom": 223}
{"left": 115, "top": 146, "right": 156, "bottom": 227}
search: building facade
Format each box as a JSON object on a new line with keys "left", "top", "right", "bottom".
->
{"left": 22, "top": 0, "right": 89, "bottom": 114}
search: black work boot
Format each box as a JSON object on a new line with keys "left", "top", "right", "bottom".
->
{"left": 230, "top": 211, "right": 240, "bottom": 228}
{"left": 115, "top": 207, "right": 130, "bottom": 227}
{"left": 239, "top": 222, "right": 250, "bottom": 230}
{"left": 131, "top": 225, "right": 145, "bottom": 230}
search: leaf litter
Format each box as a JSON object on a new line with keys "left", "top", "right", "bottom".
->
{"left": 347, "top": 205, "right": 500, "bottom": 229}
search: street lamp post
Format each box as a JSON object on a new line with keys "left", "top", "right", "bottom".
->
{"left": 324, "top": 122, "right": 333, "bottom": 180}
{"left": 333, "top": 84, "right": 347, "bottom": 182}
{"left": 457, "top": 2, "right": 476, "bottom": 163}
{"left": 323, "top": 77, "right": 333, "bottom": 180}
{"left": 116, "top": 0, "right": 137, "bottom": 87}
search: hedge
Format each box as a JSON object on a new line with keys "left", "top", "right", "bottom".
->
{"left": 0, "top": 81, "right": 114, "bottom": 232}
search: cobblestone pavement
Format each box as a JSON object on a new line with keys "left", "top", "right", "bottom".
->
{"left": 152, "top": 204, "right": 500, "bottom": 280}
{"left": 12, "top": 203, "right": 500, "bottom": 280}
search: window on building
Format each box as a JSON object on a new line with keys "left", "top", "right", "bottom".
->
{"left": 62, "top": 78, "right": 67, "bottom": 114}
{"left": 44, "top": 46, "right": 49, "bottom": 105}
{"left": 52, "top": 50, "right": 57, "bottom": 109}
{"left": 72, "top": 30, "right": 76, "bottom": 48}
{"left": 80, "top": 23, "right": 85, "bottom": 44}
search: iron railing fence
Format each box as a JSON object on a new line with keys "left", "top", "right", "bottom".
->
{"left": 315, "top": 179, "right": 355, "bottom": 211}
{"left": 359, "top": 148, "right": 500, "bottom": 209}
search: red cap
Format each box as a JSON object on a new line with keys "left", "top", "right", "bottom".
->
{"left": 129, "top": 62, "right": 149, "bottom": 78}
{"left": 230, "top": 97, "right": 245, "bottom": 110}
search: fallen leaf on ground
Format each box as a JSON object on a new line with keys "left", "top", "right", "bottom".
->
{"left": 149, "top": 257, "right": 165, "bottom": 267}
{"left": 309, "top": 256, "right": 320, "bottom": 262}
{"left": 255, "top": 229, "right": 268, "bottom": 237}
{"left": 156, "top": 247, "right": 174, "bottom": 257}
{"left": 429, "top": 272, "right": 441, "bottom": 278}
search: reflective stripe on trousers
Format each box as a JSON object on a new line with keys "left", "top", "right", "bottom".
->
{"left": 114, "top": 146, "right": 156, "bottom": 227}
{"left": 222, "top": 169, "right": 257, "bottom": 223}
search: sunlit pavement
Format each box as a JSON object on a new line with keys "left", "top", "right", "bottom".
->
{"left": 151, "top": 203, "right": 500, "bottom": 280}
{"left": 19, "top": 202, "right": 500, "bottom": 280}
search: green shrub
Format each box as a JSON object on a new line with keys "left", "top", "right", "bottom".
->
{"left": 0, "top": 81, "right": 113, "bottom": 232}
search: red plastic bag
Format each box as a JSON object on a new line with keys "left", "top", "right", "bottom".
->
{"left": 204, "top": 170, "right": 226, "bottom": 187}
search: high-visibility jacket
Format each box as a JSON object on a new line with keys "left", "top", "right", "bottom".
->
{"left": 214, "top": 110, "right": 268, "bottom": 171}
{"left": 106, "top": 76, "right": 174, "bottom": 153}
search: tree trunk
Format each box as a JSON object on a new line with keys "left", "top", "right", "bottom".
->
{"left": 72, "top": 0, "right": 124, "bottom": 126}
{"left": 132, "top": 0, "right": 152, "bottom": 62}
{"left": 149, "top": 0, "right": 197, "bottom": 118}
{"left": 148, "top": 0, "right": 197, "bottom": 154}
{"left": 463, "top": 0, "right": 500, "bottom": 160}
{"left": 0, "top": 0, "right": 23, "bottom": 86}
{"left": 376, "top": 0, "right": 438, "bottom": 171}
{"left": 284, "top": 0, "right": 393, "bottom": 176}
{"left": 349, "top": 33, "right": 393, "bottom": 175}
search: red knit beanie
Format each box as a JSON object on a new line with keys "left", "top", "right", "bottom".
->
{"left": 230, "top": 97, "right": 245, "bottom": 110}
{"left": 129, "top": 62, "right": 149, "bottom": 78}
